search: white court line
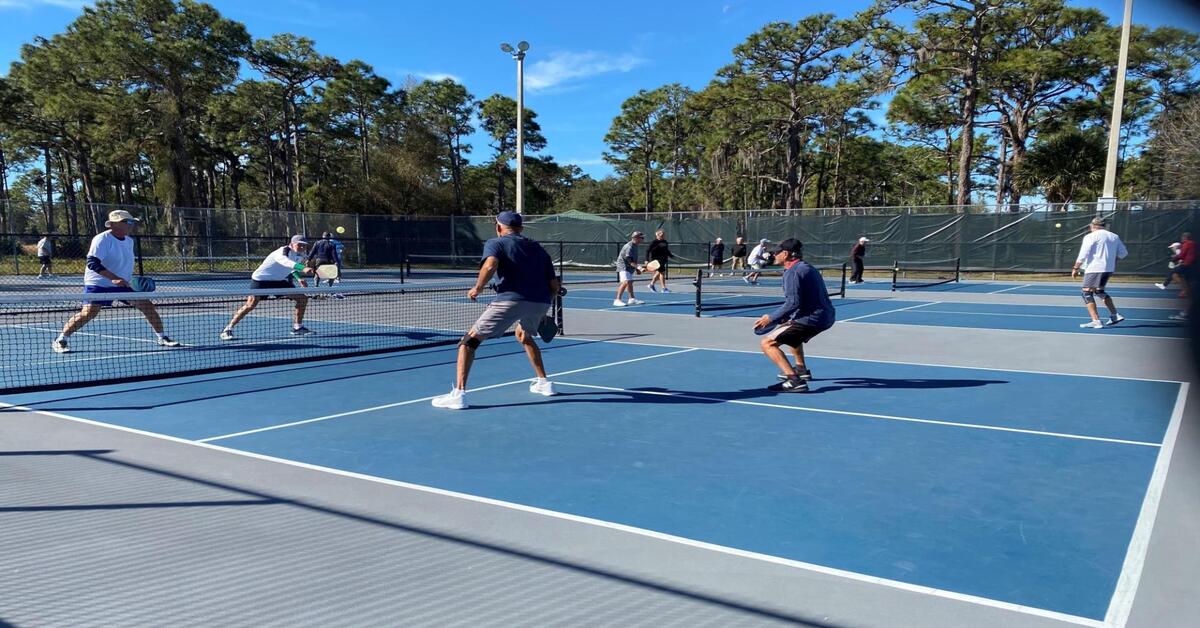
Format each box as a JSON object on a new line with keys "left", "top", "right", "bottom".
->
{"left": 554, "top": 382, "right": 1160, "bottom": 447}
{"left": 13, "top": 324, "right": 161, "bottom": 345}
{"left": 197, "top": 347, "right": 699, "bottom": 442}
{"left": 0, "top": 401, "right": 1106, "bottom": 627}
{"left": 839, "top": 301, "right": 941, "bottom": 323}
{"left": 1105, "top": 382, "right": 1190, "bottom": 627}
{"left": 989, "top": 284, "right": 1033, "bottom": 294}
{"left": 913, "top": 309, "right": 1180, "bottom": 323}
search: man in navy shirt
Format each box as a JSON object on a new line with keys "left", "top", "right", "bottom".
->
{"left": 433, "top": 211, "right": 560, "bottom": 410}
{"left": 753, "top": 238, "right": 836, "bottom": 392}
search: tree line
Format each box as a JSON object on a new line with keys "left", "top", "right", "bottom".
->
{"left": 0, "top": 0, "right": 1197, "bottom": 236}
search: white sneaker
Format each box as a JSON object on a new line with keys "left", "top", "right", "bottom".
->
{"left": 157, "top": 336, "right": 180, "bottom": 347}
{"left": 529, "top": 378, "right": 556, "bottom": 396}
{"left": 432, "top": 388, "right": 467, "bottom": 409}
{"left": 1170, "top": 312, "right": 1189, "bottom": 321}
{"left": 1155, "top": 283, "right": 1167, "bottom": 290}
{"left": 1079, "top": 320, "right": 1104, "bottom": 329}
{"left": 220, "top": 329, "right": 235, "bottom": 341}
{"left": 51, "top": 339, "right": 70, "bottom": 354}
{"left": 612, "top": 299, "right": 627, "bottom": 307}
{"left": 1106, "top": 314, "right": 1125, "bottom": 326}
{"left": 627, "top": 298, "right": 645, "bottom": 305}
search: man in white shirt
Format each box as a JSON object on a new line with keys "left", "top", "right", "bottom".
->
{"left": 1072, "top": 217, "right": 1128, "bottom": 329}
{"left": 746, "top": 238, "right": 770, "bottom": 284}
{"left": 36, "top": 235, "right": 53, "bottom": 278}
{"left": 52, "top": 210, "right": 178, "bottom": 354}
{"left": 220, "top": 235, "right": 317, "bottom": 340}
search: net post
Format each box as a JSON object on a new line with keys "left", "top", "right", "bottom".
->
{"left": 558, "top": 241, "right": 564, "bottom": 278}
{"left": 839, "top": 262, "right": 848, "bottom": 298}
{"left": 694, "top": 268, "right": 703, "bottom": 317}
{"left": 955, "top": 258, "right": 961, "bottom": 283}
{"left": 891, "top": 260, "right": 898, "bottom": 292}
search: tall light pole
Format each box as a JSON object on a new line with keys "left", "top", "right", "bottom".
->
{"left": 500, "top": 41, "right": 530, "bottom": 213}
{"left": 1099, "top": 0, "right": 1134, "bottom": 212}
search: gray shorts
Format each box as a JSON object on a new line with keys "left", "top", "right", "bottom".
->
{"left": 1082, "top": 272, "right": 1112, "bottom": 290}
{"left": 471, "top": 299, "right": 551, "bottom": 339}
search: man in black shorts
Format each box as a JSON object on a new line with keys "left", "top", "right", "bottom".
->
{"left": 753, "top": 238, "right": 836, "bottom": 392}
{"left": 307, "top": 231, "right": 341, "bottom": 288}
{"left": 220, "top": 235, "right": 317, "bottom": 340}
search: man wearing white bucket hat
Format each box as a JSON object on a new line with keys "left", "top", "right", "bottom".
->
{"left": 52, "top": 210, "right": 179, "bottom": 354}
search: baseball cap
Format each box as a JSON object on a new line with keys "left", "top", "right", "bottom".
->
{"left": 859, "top": 237, "right": 870, "bottom": 243}
{"left": 496, "top": 211, "right": 522, "bottom": 227}
{"left": 771, "top": 238, "right": 804, "bottom": 256}
{"left": 631, "top": 231, "right": 645, "bottom": 238}
{"left": 104, "top": 210, "right": 140, "bottom": 227}
{"left": 1170, "top": 242, "right": 1181, "bottom": 249}
{"left": 759, "top": 238, "right": 769, "bottom": 244}
{"left": 290, "top": 234, "right": 308, "bottom": 245}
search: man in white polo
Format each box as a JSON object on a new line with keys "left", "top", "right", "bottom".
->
{"left": 1072, "top": 216, "right": 1128, "bottom": 329}
{"left": 52, "top": 210, "right": 179, "bottom": 353}
{"left": 220, "top": 234, "right": 317, "bottom": 340}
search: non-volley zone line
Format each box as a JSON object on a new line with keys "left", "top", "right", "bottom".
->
{"left": 197, "top": 347, "right": 700, "bottom": 442}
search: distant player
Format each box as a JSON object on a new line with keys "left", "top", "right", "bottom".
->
{"left": 849, "top": 236, "right": 868, "bottom": 284}
{"left": 709, "top": 237, "right": 725, "bottom": 270}
{"left": 220, "top": 235, "right": 317, "bottom": 340}
{"left": 36, "top": 234, "right": 53, "bottom": 278}
{"left": 753, "top": 238, "right": 836, "bottom": 392}
{"left": 731, "top": 236, "right": 748, "bottom": 270}
{"left": 432, "top": 211, "right": 559, "bottom": 410}
{"left": 646, "top": 229, "right": 676, "bottom": 292}
{"left": 1072, "top": 217, "right": 1128, "bottom": 329}
{"left": 613, "top": 231, "right": 645, "bottom": 307}
{"left": 52, "top": 211, "right": 179, "bottom": 354}
{"left": 745, "top": 238, "right": 770, "bottom": 284}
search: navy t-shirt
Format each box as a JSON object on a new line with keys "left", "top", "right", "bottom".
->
{"left": 481, "top": 233, "right": 556, "bottom": 303}
{"left": 766, "top": 261, "right": 836, "bottom": 330}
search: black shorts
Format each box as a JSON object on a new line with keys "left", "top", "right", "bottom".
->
{"left": 311, "top": 258, "right": 334, "bottom": 267}
{"left": 250, "top": 279, "right": 294, "bottom": 290}
{"left": 769, "top": 323, "right": 826, "bottom": 347}
{"left": 38, "top": 255, "right": 51, "bottom": 264}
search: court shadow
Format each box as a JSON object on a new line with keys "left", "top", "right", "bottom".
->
{"left": 805, "top": 377, "right": 1006, "bottom": 394}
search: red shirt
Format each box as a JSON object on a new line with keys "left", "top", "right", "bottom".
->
{"left": 1177, "top": 240, "right": 1195, "bottom": 266}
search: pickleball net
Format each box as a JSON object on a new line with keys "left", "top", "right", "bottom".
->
{"left": 0, "top": 284, "right": 558, "bottom": 393}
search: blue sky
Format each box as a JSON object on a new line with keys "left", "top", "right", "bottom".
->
{"left": 1, "top": 0, "right": 1198, "bottom": 179}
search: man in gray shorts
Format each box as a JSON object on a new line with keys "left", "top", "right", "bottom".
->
{"left": 1072, "top": 216, "right": 1128, "bottom": 329}
{"left": 432, "top": 211, "right": 560, "bottom": 410}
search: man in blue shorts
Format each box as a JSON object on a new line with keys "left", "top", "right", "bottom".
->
{"left": 753, "top": 238, "right": 836, "bottom": 392}
{"left": 52, "top": 210, "right": 179, "bottom": 354}
{"left": 432, "top": 211, "right": 561, "bottom": 410}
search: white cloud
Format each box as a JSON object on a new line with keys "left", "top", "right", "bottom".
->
{"left": 0, "top": 0, "right": 87, "bottom": 8}
{"left": 402, "top": 71, "right": 464, "bottom": 84}
{"left": 524, "top": 50, "right": 645, "bottom": 92}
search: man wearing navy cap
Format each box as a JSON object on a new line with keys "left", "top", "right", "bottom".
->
{"left": 433, "top": 211, "right": 560, "bottom": 410}
{"left": 753, "top": 238, "right": 836, "bottom": 392}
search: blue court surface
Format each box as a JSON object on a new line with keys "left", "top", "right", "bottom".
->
{"left": 1, "top": 336, "right": 1184, "bottom": 622}
{"left": 560, "top": 287, "right": 1189, "bottom": 337}
{"left": 850, "top": 278, "right": 1174, "bottom": 299}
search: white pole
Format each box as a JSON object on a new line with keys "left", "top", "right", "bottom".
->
{"left": 1099, "top": 0, "right": 1134, "bottom": 210}
{"left": 516, "top": 51, "right": 525, "bottom": 214}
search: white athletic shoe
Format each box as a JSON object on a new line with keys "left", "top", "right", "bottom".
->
{"left": 1170, "top": 312, "right": 1189, "bottom": 321}
{"left": 1106, "top": 314, "right": 1125, "bottom": 326}
{"left": 1155, "top": 283, "right": 1167, "bottom": 290}
{"left": 220, "top": 329, "right": 235, "bottom": 341}
{"left": 1079, "top": 320, "right": 1104, "bottom": 329}
{"left": 432, "top": 388, "right": 467, "bottom": 410}
{"left": 529, "top": 378, "right": 556, "bottom": 396}
{"left": 51, "top": 339, "right": 70, "bottom": 354}
{"left": 627, "top": 298, "right": 645, "bottom": 305}
{"left": 157, "top": 336, "right": 180, "bottom": 347}
{"left": 612, "top": 299, "right": 627, "bottom": 307}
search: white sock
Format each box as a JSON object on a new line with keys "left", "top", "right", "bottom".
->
{"left": 293, "top": 323, "right": 302, "bottom": 330}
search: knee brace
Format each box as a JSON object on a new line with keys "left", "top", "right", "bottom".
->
{"left": 1093, "top": 289, "right": 1108, "bottom": 300}
{"left": 459, "top": 334, "right": 482, "bottom": 349}
{"left": 1081, "top": 291, "right": 1096, "bottom": 305}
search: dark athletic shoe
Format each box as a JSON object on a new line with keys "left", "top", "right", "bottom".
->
{"left": 777, "top": 369, "right": 812, "bottom": 381}
{"left": 768, "top": 377, "right": 809, "bottom": 393}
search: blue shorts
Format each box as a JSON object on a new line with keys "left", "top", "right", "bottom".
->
{"left": 83, "top": 284, "right": 134, "bottom": 307}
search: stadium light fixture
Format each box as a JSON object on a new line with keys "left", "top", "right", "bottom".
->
{"left": 500, "top": 41, "right": 530, "bottom": 213}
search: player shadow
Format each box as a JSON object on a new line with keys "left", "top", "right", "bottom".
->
{"left": 471, "top": 376, "right": 1005, "bottom": 410}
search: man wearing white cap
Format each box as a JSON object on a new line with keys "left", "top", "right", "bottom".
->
{"left": 746, "top": 238, "right": 771, "bottom": 284}
{"left": 850, "top": 237, "right": 869, "bottom": 284}
{"left": 52, "top": 210, "right": 179, "bottom": 354}
{"left": 220, "top": 234, "right": 317, "bottom": 340}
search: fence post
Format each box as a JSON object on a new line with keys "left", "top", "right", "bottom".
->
{"left": 206, "top": 207, "right": 214, "bottom": 272}
{"left": 355, "top": 213, "right": 362, "bottom": 269}
{"left": 242, "top": 209, "right": 251, "bottom": 270}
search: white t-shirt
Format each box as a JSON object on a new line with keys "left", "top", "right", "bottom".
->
{"left": 749, "top": 244, "right": 769, "bottom": 268}
{"left": 36, "top": 238, "right": 51, "bottom": 256}
{"left": 1076, "top": 229, "right": 1128, "bottom": 274}
{"left": 83, "top": 231, "right": 135, "bottom": 287}
{"left": 252, "top": 247, "right": 304, "bottom": 281}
